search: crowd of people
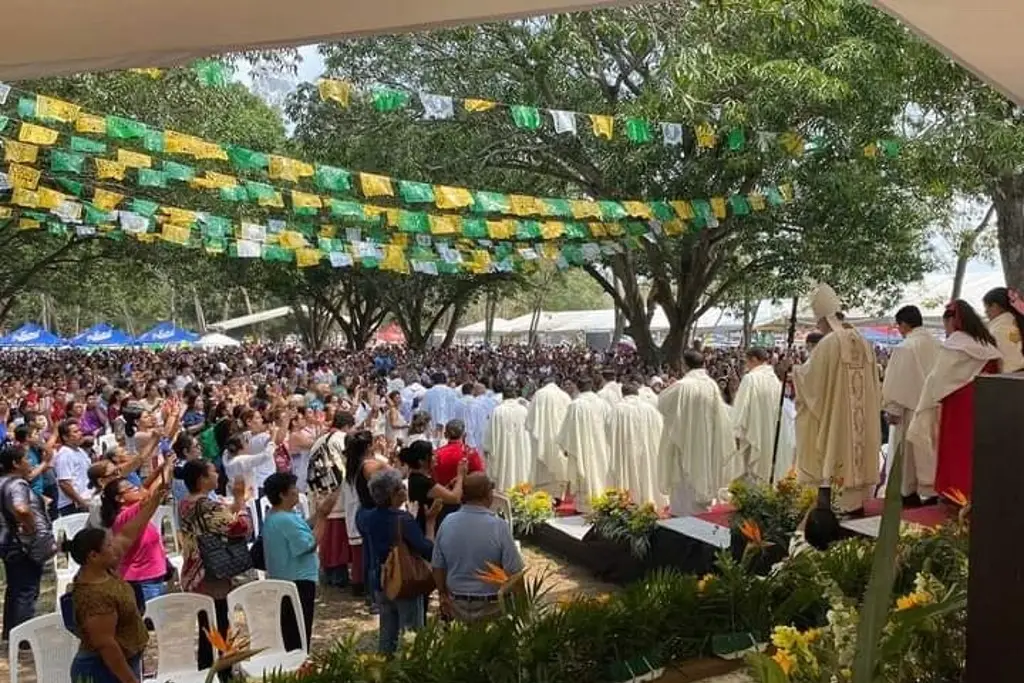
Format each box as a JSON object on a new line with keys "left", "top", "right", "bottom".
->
{"left": 1, "top": 283, "right": 1022, "bottom": 682}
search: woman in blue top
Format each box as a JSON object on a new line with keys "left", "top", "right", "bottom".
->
{"left": 362, "top": 468, "right": 434, "bottom": 654}
{"left": 261, "top": 472, "right": 338, "bottom": 652}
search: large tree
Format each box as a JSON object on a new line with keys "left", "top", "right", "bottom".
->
{"left": 300, "top": 0, "right": 933, "bottom": 365}
{"left": 1, "top": 68, "right": 290, "bottom": 332}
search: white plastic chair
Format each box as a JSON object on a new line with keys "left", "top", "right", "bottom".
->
{"left": 142, "top": 593, "right": 216, "bottom": 683}
{"left": 491, "top": 492, "right": 521, "bottom": 552}
{"left": 151, "top": 504, "right": 184, "bottom": 578}
{"left": 227, "top": 580, "right": 308, "bottom": 677}
{"left": 258, "top": 493, "right": 311, "bottom": 522}
{"left": 8, "top": 613, "right": 78, "bottom": 683}
{"left": 51, "top": 512, "right": 90, "bottom": 597}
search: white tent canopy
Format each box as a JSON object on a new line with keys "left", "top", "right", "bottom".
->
{"left": 872, "top": 0, "right": 1024, "bottom": 106}
{"left": 0, "top": 0, "right": 627, "bottom": 81}
{"left": 197, "top": 332, "right": 242, "bottom": 348}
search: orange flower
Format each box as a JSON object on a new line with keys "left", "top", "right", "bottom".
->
{"left": 475, "top": 561, "right": 510, "bottom": 586}
{"left": 942, "top": 488, "right": 969, "bottom": 508}
{"left": 739, "top": 519, "right": 764, "bottom": 546}
{"left": 204, "top": 627, "right": 231, "bottom": 654}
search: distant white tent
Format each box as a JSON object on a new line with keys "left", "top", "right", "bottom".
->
{"left": 197, "top": 332, "right": 241, "bottom": 348}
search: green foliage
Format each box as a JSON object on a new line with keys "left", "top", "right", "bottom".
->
{"left": 586, "top": 488, "right": 660, "bottom": 558}
{"left": 505, "top": 483, "right": 555, "bottom": 536}
{"left": 728, "top": 474, "right": 818, "bottom": 547}
{"left": 851, "top": 442, "right": 905, "bottom": 683}
{"left": 296, "top": 0, "right": 935, "bottom": 363}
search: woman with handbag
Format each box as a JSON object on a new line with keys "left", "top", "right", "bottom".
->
{"left": 177, "top": 460, "right": 253, "bottom": 680}
{"left": 0, "top": 443, "right": 57, "bottom": 642}
{"left": 361, "top": 468, "right": 434, "bottom": 655}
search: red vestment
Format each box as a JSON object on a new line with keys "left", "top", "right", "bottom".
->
{"left": 934, "top": 359, "right": 999, "bottom": 500}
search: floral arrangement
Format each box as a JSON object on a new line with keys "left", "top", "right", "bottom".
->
{"left": 586, "top": 488, "right": 661, "bottom": 558}
{"left": 728, "top": 472, "right": 817, "bottom": 547}
{"left": 506, "top": 482, "right": 554, "bottom": 536}
{"left": 201, "top": 627, "right": 265, "bottom": 683}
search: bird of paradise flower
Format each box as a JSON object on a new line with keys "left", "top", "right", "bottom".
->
{"left": 202, "top": 626, "right": 267, "bottom": 683}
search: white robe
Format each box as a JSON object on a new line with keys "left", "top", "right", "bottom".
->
{"left": 881, "top": 327, "right": 941, "bottom": 496}
{"left": 556, "top": 391, "right": 611, "bottom": 510}
{"left": 728, "top": 364, "right": 788, "bottom": 483}
{"left": 638, "top": 386, "right": 660, "bottom": 408}
{"left": 484, "top": 399, "right": 532, "bottom": 493}
{"left": 906, "top": 331, "right": 1002, "bottom": 495}
{"left": 597, "top": 381, "right": 623, "bottom": 408}
{"left": 421, "top": 385, "right": 458, "bottom": 430}
{"left": 459, "top": 396, "right": 493, "bottom": 450}
{"left": 656, "top": 369, "right": 734, "bottom": 515}
{"left": 606, "top": 395, "right": 666, "bottom": 508}
{"left": 525, "top": 383, "right": 572, "bottom": 486}
{"left": 989, "top": 311, "right": 1024, "bottom": 372}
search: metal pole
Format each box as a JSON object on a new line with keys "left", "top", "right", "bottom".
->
{"left": 769, "top": 296, "right": 800, "bottom": 484}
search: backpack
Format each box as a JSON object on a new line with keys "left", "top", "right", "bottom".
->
{"left": 307, "top": 429, "right": 342, "bottom": 494}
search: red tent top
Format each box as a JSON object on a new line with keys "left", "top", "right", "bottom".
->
{"left": 376, "top": 322, "right": 405, "bottom": 344}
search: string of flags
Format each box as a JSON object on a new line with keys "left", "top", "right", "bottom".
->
{"left": 0, "top": 86, "right": 794, "bottom": 228}
{"left": 0, "top": 175, "right": 699, "bottom": 277}
{"left": 316, "top": 78, "right": 903, "bottom": 159}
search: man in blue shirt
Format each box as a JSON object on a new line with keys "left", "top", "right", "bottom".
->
{"left": 13, "top": 424, "right": 50, "bottom": 499}
{"left": 432, "top": 473, "right": 524, "bottom": 623}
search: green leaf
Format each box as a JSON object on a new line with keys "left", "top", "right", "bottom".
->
{"left": 852, "top": 441, "right": 906, "bottom": 683}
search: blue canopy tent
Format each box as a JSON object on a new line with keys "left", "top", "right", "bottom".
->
{"left": 0, "top": 323, "right": 67, "bottom": 348}
{"left": 134, "top": 321, "right": 199, "bottom": 346}
{"left": 70, "top": 323, "right": 135, "bottom": 348}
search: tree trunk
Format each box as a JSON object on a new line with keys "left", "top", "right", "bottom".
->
{"left": 952, "top": 203, "right": 995, "bottom": 299}
{"left": 483, "top": 288, "right": 497, "bottom": 345}
{"left": 995, "top": 178, "right": 1024, "bottom": 293}
{"left": 741, "top": 297, "right": 760, "bottom": 349}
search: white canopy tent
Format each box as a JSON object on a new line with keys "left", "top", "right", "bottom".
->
{"left": 872, "top": 0, "right": 1024, "bottom": 106}
{"left": 197, "top": 332, "right": 242, "bottom": 348}
{"left": 0, "top": 0, "right": 629, "bottom": 81}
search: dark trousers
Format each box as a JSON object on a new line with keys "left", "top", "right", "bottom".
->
{"left": 198, "top": 597, "right": 231, "bottom": 681}
{"left": 281, "top": 580, "right": 316, "bottom": 652}
{"left": 2, "top": 554, "right": 43, "bottom": 641}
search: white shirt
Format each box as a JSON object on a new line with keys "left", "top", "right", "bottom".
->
{"left": 224, "top": 431, "right": 276, "bottom": 491}
{"left": 54, "top": 445, "right": 92, "bottom": 509}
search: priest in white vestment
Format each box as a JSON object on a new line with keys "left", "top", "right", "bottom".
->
{"left": 638, "top": 381, "right": 660, "bottom": 408}
{"left": 982, "top": 286, "right": 1024, "bottom": 372}
{"left": 525, "top": 379, "right": 572, "bottom": 490}
{"left": 421, "top": 373, "right": 458, "bottom": 433}
{"left": 729, "top": 347, "right": 790, "bottom": 483}
{"left": 792, "top": 283, "right": 883, "bottom": 515}
{"left": 881, "top": 305, "right": 941, "bottom": 503}
{"left": 556, "top": 379, "right": 612, "bottom": 512}
{"left": 656, "top": 350, "right": 734, "bottom": 516}
{"left": 597, "top": 372, "right": 623, "bottom": 408}
{"left": 483, "top": 383, "right": 533, "bottom": 493}
{"left": 607, "top": 383, "right": 666, "bottom": 508}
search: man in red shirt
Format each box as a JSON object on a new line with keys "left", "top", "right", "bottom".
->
{"left": 433, "top": 419, "right": 485, "bottom": 487}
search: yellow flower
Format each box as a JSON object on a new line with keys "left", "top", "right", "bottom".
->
{"left": 896, "top": 590, "right": 934, "bottom": 611}
{"left": 772, "top": 648, "right": 795, "bottom": 675}
{"left": 697, "top": 574, "right": 715, "bottom": 593}
{"left": 594, "top": 592, "right": 611, "bottom": 604}
{"left": 771, "top": 625, "right": 801, "bottom": 651}
{"left": 804, "top": 628, "right": 823, "bottom": 643}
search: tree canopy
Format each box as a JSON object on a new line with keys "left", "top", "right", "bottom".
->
{"left": 296, "top": 0, "right": 935, "bottom": 363}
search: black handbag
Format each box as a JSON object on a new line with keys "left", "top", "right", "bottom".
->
{"left": 195, "top": 506, "right": 252, "bottom": 580}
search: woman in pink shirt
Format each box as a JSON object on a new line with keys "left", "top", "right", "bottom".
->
{"left": 98, "top": 458, "right": 175, "bottom": 602}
